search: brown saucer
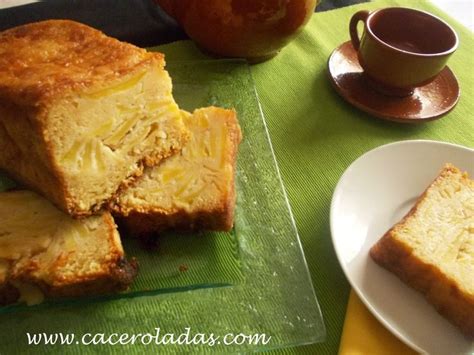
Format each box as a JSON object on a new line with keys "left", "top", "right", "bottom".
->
{"left": 327, "top": 41, "right": 460, "bottom": 123}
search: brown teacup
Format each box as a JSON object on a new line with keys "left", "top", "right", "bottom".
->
{"left": 349, "top": 7, "right": 458, "bottom": 97}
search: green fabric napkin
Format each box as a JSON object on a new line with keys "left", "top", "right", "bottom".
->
{"left": 157, "top": 1, "right": 473, "bottom": 353}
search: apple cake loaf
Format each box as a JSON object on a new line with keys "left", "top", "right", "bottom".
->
{"left": 0, "top": 20, "right": 187, "bottom": 217}
{"left": 0, "top": 190, "right": 137, "bottom": 305}
{"left": 111, "top": 106, "right": 242, "bottom": 235}
{"left": 370, "top": 164, "right": 474, "bottom": 338}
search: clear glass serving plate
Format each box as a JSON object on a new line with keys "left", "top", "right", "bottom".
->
{"left": 0, "top": 60, "right": 325, "bottom": 352}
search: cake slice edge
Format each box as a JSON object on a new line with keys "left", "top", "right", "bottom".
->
{"left": 369, "top": 164, "right": 474, "bottom": 338}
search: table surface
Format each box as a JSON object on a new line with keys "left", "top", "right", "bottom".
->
{"left": 0, "top": 1, "right": 472, "bottom": 354}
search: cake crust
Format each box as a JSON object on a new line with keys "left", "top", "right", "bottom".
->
{"left": 0, "top": 190, "right": 137, "bottom": 305}
{"left": 0, "top": 19, "right": 163, "bottom": 106}
{"left": 370, "top": 164, "right": 474, "bottom": 338}
{"left": 0, "top": 20, "right": 188, "bottom": 217}
{"left": 111, "top": 107, "right": 242, "bottom": 235}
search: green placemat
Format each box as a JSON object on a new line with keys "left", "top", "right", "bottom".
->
{"left": 158, "top": 1, "right": 473, "bottom": 353}
{"left": 258, "top": 1, "right": 473, "bottom": 353}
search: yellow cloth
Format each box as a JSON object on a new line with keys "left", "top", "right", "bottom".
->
{"left": 339, "top": 291, "right": 418, "bottom": 355}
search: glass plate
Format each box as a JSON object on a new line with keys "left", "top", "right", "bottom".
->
{"left": 0, "top": 60, "right": 325, "bottom": 352}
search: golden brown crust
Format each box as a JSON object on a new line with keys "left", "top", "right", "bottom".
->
{"left": 370, "top": 164, "right": 474, "bottom": 338}
{"left": 0, "top": 192, "right": 137, "bottom": 305}
{"left": 0, "top": 101, "right": 65, "bottom": 208}
{"left": 111, "top": 107, "right": 242, "bottom": 235}
{"left": 3, "top": 257, "right": 138, "bottom": 303}
{"left": 0, "top": 19, "right": 164, "bottom": 107}
{"left": 117, "top": 204, "right": 234, "bottom": 237}
{"left": 0, "top": 20, "right": 187, "bottom": 217}
{"left": 371, "top": 234, "right": 474, "bottom": 339}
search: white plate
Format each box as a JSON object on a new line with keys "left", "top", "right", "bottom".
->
{"left": 330, "top": 140, "right": 474, "bottom": 354}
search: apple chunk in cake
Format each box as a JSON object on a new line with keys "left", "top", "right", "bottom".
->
{"left": 0, "top": 190, "right": 137, "bottom": 305}
{"left": 111, "top": 106, "right": 242, "bottom": 235}
{"left": 0, "top": 20, "right": 187, "bottom": 216}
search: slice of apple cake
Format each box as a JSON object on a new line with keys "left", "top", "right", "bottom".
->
{"left": 111, "top": 106, "right": 242, "bottom": 235}
{"left": 370, "top": 164, "right": 474, "bottom": 338}
{"left": 0, "top": 190, "right": 137, "bottom": 305}
{"left": 0, "top": 20, "right": 188, "bottom": 217}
